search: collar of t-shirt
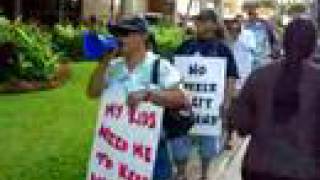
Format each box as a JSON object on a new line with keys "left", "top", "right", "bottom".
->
{"left": 178, "top": 38, "right": 226, "bottom": 57}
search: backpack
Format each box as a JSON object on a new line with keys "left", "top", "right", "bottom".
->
{"left": 152, "top": 59, "right": 194, "bottom": 139}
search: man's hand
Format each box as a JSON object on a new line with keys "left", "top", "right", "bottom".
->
{"left": 221, "top": 101, "right": 236, "bottom": 151}
{"left": 128, "top": 91, "right": 149, "bottom": 108}
{"left": 220, "top": 103, "right": 229, "bottom": 121}
{"left": 86, "top": 50, "right": 119, "bottom": 98}
{"left": 101, "top": 50, "right": 118, "bottom": 65}
{"left": 128, "top": 89, "right": 187, "bottom": 110}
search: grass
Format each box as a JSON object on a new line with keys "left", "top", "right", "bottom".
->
{"left": 0, "top": 62, "right": 99, "bottom": 180}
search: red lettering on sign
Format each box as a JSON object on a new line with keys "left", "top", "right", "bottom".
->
{"left": 133, "top": 143, "right": 153, "bottom": 163}
{"left": 118, "top": 163, "right": 128, "bottom": 178}
{"left": 133, "top": 143, "right": 144, "bottom": 160}
{"left": 128, "top": 171, "right": 140, "bottom": 180}
{"left": 105, "top": 104, "right": 124, "bottom": 119}
{"left": 145, "top": 146, "right": 152, "bottom": 163}
{"left": 115, "top": 137, "right": 126, "bottom": 151}
{"left": 118, "top": 163, "right": 149, "bottom": 180}
{"left": 128, "top": 108, "right": 156, "bottom": 129}
{"left": 99, "top": 126, "right": 129, "bottom": 152}
{"left": 96, "top": 152, "right": 113, "bottom": 169}
{"left": 91, "top": 172, "right": 106, "bottom": 180}
{"left": 128, "top": 108, "right": 136, "bottom": 124}
{"left": 141, "top": 112, "right": 156, "bottom": 128}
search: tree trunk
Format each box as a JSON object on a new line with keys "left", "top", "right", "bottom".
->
{"left": 110, "top": 0, "right": 114, "bottom": 20}
{"left": 120, "top": 0, "right": 126, "bottom": 16}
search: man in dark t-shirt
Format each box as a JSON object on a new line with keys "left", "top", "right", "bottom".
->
{"left": 169, "top": 10, "right": 239, "bottom": 180}
{"left": 175, "top": 38, "right": 238, "bottom": 77}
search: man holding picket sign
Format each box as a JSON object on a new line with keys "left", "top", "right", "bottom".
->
{"left": 170, "top": 10, "right": 239, "bottom": 180}
{"left": 86, "top": 16, "right": 188, "bottom": 180}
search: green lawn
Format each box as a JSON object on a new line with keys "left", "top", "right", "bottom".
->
{"left": 0, "top": 63, "right": 99, "bottom": 180}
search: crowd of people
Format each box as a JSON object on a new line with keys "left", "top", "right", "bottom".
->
{"left": 87, "top": 6, "right": 320, "bottom": 180}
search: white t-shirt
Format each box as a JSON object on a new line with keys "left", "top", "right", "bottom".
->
{"left": 106, "top": 51, "right": 182, "bottom": 94}
{"left": 232, "top": 29, "right": 256, "bottom": 90}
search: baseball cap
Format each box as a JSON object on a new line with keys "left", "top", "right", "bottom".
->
{"left": 109, "top": 16, "right": 148, "bottom": 36}
{"left": 192, "top": 9, "right": 218, "bottom": 22}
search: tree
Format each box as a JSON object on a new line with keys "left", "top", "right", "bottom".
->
{"left": 287, "top": 3, "right": 306, "bottom": 15}
{"left": 259, "top": 0, "right": 276, "bottom": 9}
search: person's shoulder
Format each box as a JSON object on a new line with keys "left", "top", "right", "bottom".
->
{"left": 147, "top": 52, "right": 173, "bottom": 67}
{"left": 179, "top": 38, "right": 196, "bottom": 47}
{"left": 251, "top": 61, "right": 281, "bottom": 81}
{"left": 153, "top": 54, "right": 179, "bottom": 72}
{"left": 239, "top": 30, "right": 256, "bottom": 44}
{"left": 215, "top": 40, "right": 229, "bottom": 48}
{"left": 242, "top": 29, "right": 255, "bottom": 37}
{"left": 181, "top": 38, "right": 196, "bottom": 44}
{"left": 157, "top": 57, "right": 182, "bottom": 88}
{"left": 215, "top": 41, "right": 233, "bottom": 54}
{"left": 175, "top": 38, "right": 196, "bottom": 54}
{"left": 260, "top": 19, "right": 271, "bottom": 25}
{"left": 107, "top": 57, "right": 126, "bottom": 79}
{"left": 158, "top": 57, "right": 175, "bottom": 69}
{"left": 261, "top": 61, "right": 281, "bottom": 71}
{"left": 109, "top": 57, "right": 125, "bottom": 68}
{"left": 181, "top": 37, "right": 197, "bottom": 46}
{"left": 110, "top": 56, "right": 124, "bottom": 64}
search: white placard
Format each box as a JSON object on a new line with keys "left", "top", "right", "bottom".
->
{"left": 175, "top": 56, "right": 226, "bottom": 136}
{"left": 87, "top": 87, "right": 163, "bottom": 180}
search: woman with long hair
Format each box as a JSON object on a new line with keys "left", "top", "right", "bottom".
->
{"left": 232, "top": 18, "right": 320, "bottom": 180}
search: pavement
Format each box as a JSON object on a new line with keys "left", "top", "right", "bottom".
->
{"left": 184, "top": 137, "right": 250, "bottom": 180}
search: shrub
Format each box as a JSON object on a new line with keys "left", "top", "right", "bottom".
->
{"left": 51, "top": 24, "right": 84, "bottom": 59}
{"left": 0, "top": 17, "right": 59, "bottom": 81}
{"left": 288, "top": 3, "right": 306, "bottom": 15}
{"left": 151, "top": 24, "right": 186, "bottom": 57}
{"left": 51, "top": 23, "right": 109, "bottom": 60}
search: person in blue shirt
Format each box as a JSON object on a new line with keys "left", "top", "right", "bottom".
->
{"left": 245, "top": 7, "right": 280, "bottom": 69}
{"left": 228, "top": 15, "right": 256, "bottom": 90}
{"left": 169, "top": 10, "right": 239, "bottom": 180}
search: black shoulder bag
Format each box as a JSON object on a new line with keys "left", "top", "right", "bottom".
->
{"left": 152, "top": 59, "right": 194, "bottom": 139}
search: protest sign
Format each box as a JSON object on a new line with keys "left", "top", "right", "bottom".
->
{"left": 87, "top": 88, "right": 163, "bottom": 180}
{"left": 175, "top": 56, "right": 226, "bottom": 136}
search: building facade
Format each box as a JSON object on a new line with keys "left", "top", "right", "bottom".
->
{"left": 2, "top": 0, "right": 278, "bottom": 24}
{"left": 0, "top": 0, "right": 81, "bottom": 24}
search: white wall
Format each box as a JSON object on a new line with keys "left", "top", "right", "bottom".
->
{"left": 82, "top": 0, "right": 147, "bottom": 20}
{"left": 124, "top": 0, "right": 146, "bottom": 15}
{"left": 82, "top": 0, "right": 110, "bottom": 19}
{"left": 277, "top": 0, "right": 306, "bottom": 4}
{"left": 176, "top": 0, "right": 201, "bottom": 16}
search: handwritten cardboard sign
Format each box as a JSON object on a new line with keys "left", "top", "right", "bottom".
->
{"left": 175, "top": 56, "right": 226, "bottom": 136}
{"left": 87, "top": 88, "right": 163, "bottom": 180}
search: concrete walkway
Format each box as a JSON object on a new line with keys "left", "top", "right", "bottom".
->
{"left": 216, "top": 137, "right": 250, "bottom": 180}
{"left": 184, "top": 137, "right": 250, "bottom": 180}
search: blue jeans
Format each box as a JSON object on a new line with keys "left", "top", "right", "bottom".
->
{"left": 153, "top": 140, "right": 172, "bottom": 180}
{"left": 169, "top": 135, "right": 223, "bottom": 162}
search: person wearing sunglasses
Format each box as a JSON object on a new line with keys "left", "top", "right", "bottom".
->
{"left": 87, "top": 16, "right": 188, "bottom": 180}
